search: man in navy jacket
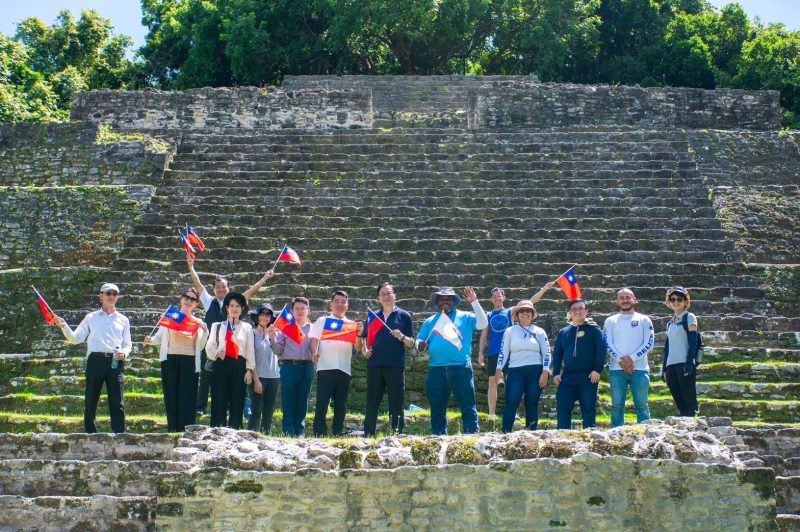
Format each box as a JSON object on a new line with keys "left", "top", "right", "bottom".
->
{"left": 550, "top": 299, "right": 606, "bottom": 429}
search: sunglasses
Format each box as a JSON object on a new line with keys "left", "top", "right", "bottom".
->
{"left": 669, "top": 296, "right": 686, "bottom": 303}
{"left": 103, "top": 291, "right": 119, "bottom": 296}
{"left": 182, "top": 294, "right": 198, "bottom": 302}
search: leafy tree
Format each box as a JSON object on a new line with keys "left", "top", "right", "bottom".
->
{"left": 0, "top": 34, "right": 63, "bottom": 122}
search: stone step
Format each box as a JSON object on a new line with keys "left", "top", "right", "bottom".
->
{"left": 1, "top": 390, "right": 797, "bottom": 422}
{"left": 102, "top": 268, "right": 762, "bottom": 290}
{"left": 0, "top": 431, "right": 180, "bottom": 460}
{"left": 154, "top": 184, "right": 711, "bottom": 201}
{"left": 8, "top": 373, "right": 800, "bottom": 402}
{"left": 0, "top": 459, "right": 189, "bottom": 497}
{"left": 776, "top": 476, "right": 800, "bottom": 515}
{"left": 119, "top": 236, "right": 737, "bottom": 256}
{"left": 167, "top": 159, "right": 698, "bottom": 172}
{"left": 760, "top": 456, "right": 800, "bottom": 477}
{"left": 107, "top": 260, "right": 753, "bottom": 277}
{"left": 175, "top": 128, "right": 690, "bottom": 144}
{"left": 737, "top": 427, "right": 800, "bottom": 459}
{"left": 113, "top": 247, "right": 735, "bottom": 264}
{"left": 0, "top": 494, "right": 155, "bottom": 531}
{"left": 777, "top": 513, "right": 800, "bottom": 532}
{"left": 174, "top": 151, "right": 692, "bottom": 163}
{"left": 163, "top": 167, "right": 700, "bottom": 183}
{"left": 151, "top": 195, "right": 715, "bottom": 211}
{"left": 179, "top": 139, "right": 691, "bottom": 153}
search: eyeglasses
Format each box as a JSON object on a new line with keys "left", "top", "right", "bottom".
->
{"left": 669, "top": 296, "right": 686, "bottom": 303}
{"left": 182, "top": 295, "right": 198, "bottom": 302}
{"left": 103, "top": 291, "right": 119, "bottom": 296}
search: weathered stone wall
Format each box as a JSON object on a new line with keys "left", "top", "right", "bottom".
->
{"left": 0, "top": 186, "right": 154, "bottom": 269}
{"left": 0, "top": 122, "right": 170, "bottom": 186}
{"left": 71, "top": 87, "right": 373, "bottom": 130}
{"left": 284, "top": 75, "right": 540, "bottom": 126}
{"left": 156, "top": 456, "right": 775, "bottom": 530}
{"left": 469, "top": 84, "right": 781, "bottom": 130}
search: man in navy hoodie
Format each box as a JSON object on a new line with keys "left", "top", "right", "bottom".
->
{"left": 550, "top": 299, "right": 606, "bottom": 429}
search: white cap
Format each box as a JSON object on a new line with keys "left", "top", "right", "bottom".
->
{"left": 100, "top": 283, "right": 120, "bottom": 294}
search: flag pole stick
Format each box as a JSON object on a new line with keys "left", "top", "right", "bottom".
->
{"left": 555, "top": 263, "right": 579, "bottom": 282}
{"left": 147, "top": 308, "right": 169, "bottom": 339}
{"left": 270, "top": 246, "right": 284, "bottom": 272}
{"left": 423, "top": 311, "right": 444, "bottom": 344}
{"left": 366, "top": 306, "right": 394, "bottom": 333}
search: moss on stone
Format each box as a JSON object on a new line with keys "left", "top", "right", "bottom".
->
{"left": 501, "top": 434, "right": 541, "bottom": 460}
{"left": 338, "top": 450, "right": 363, "bottom": 470}
{"left": 224, "top": 479, "right": 263, "bottom": 494}
{"left": 445, "top": 438, "right": 483, "bottom": 465}
{"left": 364, "top": 451, "right": 382, "bottom": 467}
{"left": 410, "top": 440, "right": 441, "bottom": 465}
{"left": 589, "top": 434, "right": 636, "bottom": 456}
{"left": 539, "top": 440, "right": 576, "bottom": 459}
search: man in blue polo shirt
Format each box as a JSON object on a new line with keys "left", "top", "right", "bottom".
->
{"left": 360, "top": 282, "right": 414, "bottom": 436}
{"left": 416, "top": 286, "right": 488, "bottom": 435}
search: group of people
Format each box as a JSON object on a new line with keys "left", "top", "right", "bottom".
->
{"left": 53, "top": 258, "right": 701, "bottom": 436}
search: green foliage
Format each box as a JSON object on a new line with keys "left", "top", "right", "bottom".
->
{"left": 1, "top": 9, "right": 138, "bottom": 123}
{"left": 3, "top": 1, "right": 800, "bottom": 124}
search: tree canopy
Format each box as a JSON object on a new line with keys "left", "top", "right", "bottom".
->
{"left": 1, "top": 1, "right": 799, "bottom": 126}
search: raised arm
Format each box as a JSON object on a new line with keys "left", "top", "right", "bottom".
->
{"left": 529, "top": 281, "right": 556, "bottom": 305}
{"left": 187, "top": 256, "right": 205, "bottom": 296}
{"left": 243, "top": 270, "right": 275, "bottom": 301}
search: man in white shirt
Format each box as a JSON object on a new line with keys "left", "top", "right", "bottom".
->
{"left": 54, "top": 282, "right": 132, "bottom": 433}
{"left": 602, "top": 288, "right": 655, "bottom": 428}
{"left": 309, "top": 290, "right": 363, "bottom": 437}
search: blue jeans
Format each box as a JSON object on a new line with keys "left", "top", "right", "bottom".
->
{"left": 425, "top": 364, "right": 479, "bottom": 435}
{"left": 556, "top": 371, "right": 598, "bottom": 429}
{"left": 502, "top": 364, "right": 544, "bottom": 432}
{"left": 280, "top": 362, "right": 315, "bottom": 437}
{"left": 610, "top": 369, "right": 651, "bottom": 427}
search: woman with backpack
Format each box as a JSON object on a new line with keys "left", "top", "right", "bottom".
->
{"left": 662, "top": 286, "right": 700, "bottom": 416}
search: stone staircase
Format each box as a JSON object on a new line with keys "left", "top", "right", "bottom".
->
{"left": 4, "top": 125, "right": 798, "bottom": 435}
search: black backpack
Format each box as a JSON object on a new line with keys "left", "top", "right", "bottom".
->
{"left": 679, "top": 313, "right": 704, "bottom": 365}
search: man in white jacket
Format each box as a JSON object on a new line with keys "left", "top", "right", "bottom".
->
{"left": 602, "top": 288, "right": 655, "bottom": 427}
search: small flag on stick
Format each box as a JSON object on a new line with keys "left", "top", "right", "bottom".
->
{"left": 185, "top": 225, "right": 205, "bottom": 252}
{"left": 32, "top": 286, "right": 56, "bottom": 325}
{"left": 180, "top": 232, "right": 197, "bottom": 260}
{"left": 556, "top": 266, "right": 582, "bottom": 301}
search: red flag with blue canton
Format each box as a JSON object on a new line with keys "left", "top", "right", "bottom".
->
{"left": 185, "top": 224, "right": 205, "bottom": 252}
{"left": 158, "top": 306, "right": 200, "bottom": 334}
{"left": 33, "top": 287, "right": 56, "bottom": 325}
{"left": 180, "top": 232, "right": 197, "bottom": 260}
{"left": 274, "top": 305, "right": 305, "bottom": 344}
{"left": 225, "top": 321, "right": 240, "bottom": 358}
{"left": 321, "top": 317, "right": 358, "bottom": 344}
{"left": 366, "top": 309, "right": 383, "bottom": 349}
{"left": 556, "top": 267, "right": 582, "bottom": 300}
{"left": 278, "top": 246, "right": 301, "bottom": 265}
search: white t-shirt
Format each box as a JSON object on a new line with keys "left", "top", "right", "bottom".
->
{"left": 603, "top": 312, "right": 654, "bottom": 372}
{"left": 309, "top": 315, "right": 355, "bottom": 375}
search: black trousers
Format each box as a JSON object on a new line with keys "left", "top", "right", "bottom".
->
{"left": 161, "top": 354, "right": 199, "bottom": 432}
{"left": 665, "top": 364, "right": 698, "bottom": 416}
{"left": 313, "top": 369, "right": 351, "bottom": 437}
{"left": 248, "top": 377, "right": 280, "bottom": 434}
{"left": 363, "top": 366, "right": 405, "bottom": 436}
{"left": 84, "top": 352, "right": 125, "bottom": 433}
{"left": 210, "top": 356, "right": 246, "bottom": 429}
{"left": 196, "top": 349, "right": 212, "bottom": 411}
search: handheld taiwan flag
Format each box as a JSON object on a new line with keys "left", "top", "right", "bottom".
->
{"left": 278, "top": 246, "right": 301, "bottom": 265}
{"left": 158, "top": 306, "right": 200, "bottom": 334}
{"left": 366, "top": 308, "right": 384, "bottom": 349}
{"left": 274, "top": 305, "right": 305, "bottom": 344}
{"left": 185, "top": 224, "right": 205, "bottom": 253}
{"left": 556, "top": 267, "right": 582, "bottom": 301}
{"left": 430, "top": 312, "right": 462, "bottom": 350}
{"left": 180, "top": 232, "right": 197, "bottom": 260}
{"left": 225, "top": 321, "right": 240, "bottom": 358}
{"left": 32, "top": 286, "right": 56, "bottom": 325}
{"left": 321, "top": 317, "right": 358, "bottom": 344}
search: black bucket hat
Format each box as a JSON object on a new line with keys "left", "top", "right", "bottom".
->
{"left": 249, "top": 303, "right": 275, "bottom": 325}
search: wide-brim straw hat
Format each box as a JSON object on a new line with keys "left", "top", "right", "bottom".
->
{"left": 511, "top": 300, "right": 537, "bottom": 321}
